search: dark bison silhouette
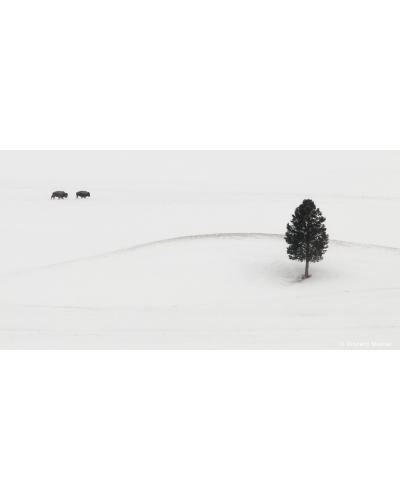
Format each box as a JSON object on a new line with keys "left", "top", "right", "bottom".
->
{"left": 76, "top": 191, "right": 90, "bottom": 199}
{"left": 51, "top": 191, "right": 68, "bottom": 199}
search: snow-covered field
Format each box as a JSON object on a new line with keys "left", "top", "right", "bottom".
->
{"left": 1, "top": 151, "right": 399, "bottom": 349}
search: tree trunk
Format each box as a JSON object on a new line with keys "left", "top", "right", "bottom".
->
{"left": 305, "top": 260, "right": 310, "bottom": 278}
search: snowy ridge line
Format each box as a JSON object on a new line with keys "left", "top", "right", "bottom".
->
{"left": 5, "top": 233, "right": 282, "bottom": 276}
{"left": 330, "top": 239, "right": 400, "bottom": 252}
{"left": 111, "top": 232, "right": 283, "bottom": 257}
{"left": 4, "top": 232, "right": 400, "bottom": 278}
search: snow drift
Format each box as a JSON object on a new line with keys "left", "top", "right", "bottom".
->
{"left": 0, "top": 233, "right": 399, "bottom": 349}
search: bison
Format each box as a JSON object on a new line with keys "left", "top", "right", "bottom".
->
{"left": 76, "top": 191, "right": 90, "bottom": 199}
{"left": 51, "top": 191, "right": 68, "bottom": 200}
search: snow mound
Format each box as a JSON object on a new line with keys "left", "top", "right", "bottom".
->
{"left": 0, "top": 233, "right": 400, "bottom": 348}
{"left": 1, "top": 234, "right": 288, "bottom": 308}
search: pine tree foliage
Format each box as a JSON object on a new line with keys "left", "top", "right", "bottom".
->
{"left": 285, "top": 199, "right": 329, "bottom": 277}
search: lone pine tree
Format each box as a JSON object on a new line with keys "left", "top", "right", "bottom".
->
{"left": 285, "top": 199, "right": 329, "bottom": 279}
